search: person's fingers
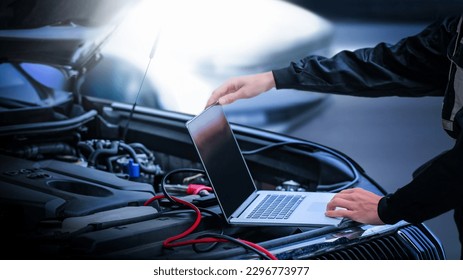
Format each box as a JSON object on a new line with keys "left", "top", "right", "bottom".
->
{"left": 325, "top": 197, "right": 355, "bottom": 211}
{"left": 337, "top": 188, "right": 356, "bottom": 194}
{"left": 329, "top": 188, "right": 375, "bottom": 203}
{"left": 325, "top": 188, "right": 384, "bottom": 225}
{"left": 206, "top": 83, "right": 236, "bottom": 107}
{"left": 325, "top": 208, "right": 353, "bottom": 219}
{"left": 325, "top": 190, "right": 358, "bottom": 211}
{"left": 217, "top": 88, "right": 249, "bottom": 105}
{"left": 206, "top": 72, "right": 275, "bottom": 108}
{"left": 205, "top": 97, "right": 218, "bottom": 108}
{"left": 217, "top": 94, "right": 235, "bottom": 105}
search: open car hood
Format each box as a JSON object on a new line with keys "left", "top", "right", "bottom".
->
{"left": 0, "top": 0, "right": 138, "bottom": 68}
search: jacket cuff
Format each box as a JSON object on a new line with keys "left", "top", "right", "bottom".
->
{"left": 377, "top": 194, "right": 403, "bottom": 224}
{"left": 272, "top": 67, "right": 299, "bottom": 89}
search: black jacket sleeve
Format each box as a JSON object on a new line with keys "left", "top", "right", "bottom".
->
{"left": 272, "top": 16, "right": 459, "bottom": 98}
{"left": 271, "top": 16, "right": 463, "bottom": 225}
{"left": 378, "top": 111, "right": 463, "bottom": 224}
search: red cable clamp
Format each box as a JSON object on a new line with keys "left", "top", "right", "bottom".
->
{"left": 186, "top": 184, "right": 212, "bottom": 195}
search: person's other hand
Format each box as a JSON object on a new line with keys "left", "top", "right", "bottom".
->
{"left": 206, "top": 71, "right": 276, "bottom": 107}
{"left": 325, "top": 188, "right": 385, "bottom": 225}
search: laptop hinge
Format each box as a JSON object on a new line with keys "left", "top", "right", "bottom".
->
{"left": 230, "top": 192, "right": 260, "bottom": 219}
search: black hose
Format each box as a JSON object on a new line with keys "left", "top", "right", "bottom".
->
{"left": 129, "top": 142, "right": 155, "bottom": 160}
{"left": 77, "top": 141, "right": 95, "bottom": 157}
{"left": 87, "top": 140, "right": 119, "bottom": 167}
{"left": 12, "top": 142, "right": 76, "bottom": 159}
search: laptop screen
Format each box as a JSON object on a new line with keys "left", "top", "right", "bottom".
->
{"left": 186, "top": 105, "right": 256, "bottom": 218}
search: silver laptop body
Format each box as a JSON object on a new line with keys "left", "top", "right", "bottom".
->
{"left": 186, "top": 104, "right": 342, "bottom": 227}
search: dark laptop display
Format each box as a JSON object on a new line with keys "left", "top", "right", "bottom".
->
{"left": 186, "top": 104, "right": 342, "bottom": 227}
{"left": 185, "top": 104, "right": 255, "bottom": 218}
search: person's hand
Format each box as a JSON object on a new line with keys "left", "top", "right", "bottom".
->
{"left": 325, "top": 188, "right": 385, "bottom": 225}
{"left": 206, "top": 71, "right": 276, "bottom": 107}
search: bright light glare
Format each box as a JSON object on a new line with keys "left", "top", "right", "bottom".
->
{"left": 103, "top": 0, "right": 332, "bottom": 114}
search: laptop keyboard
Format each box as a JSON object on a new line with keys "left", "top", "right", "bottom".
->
{"left": 247, "top": 194, "right": 305, "bottom": 220}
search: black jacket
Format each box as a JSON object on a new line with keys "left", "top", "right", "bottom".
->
{"left": 272, "top": 16, "right": 463, "bottom": 240}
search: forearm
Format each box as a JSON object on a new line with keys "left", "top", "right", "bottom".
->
{"left": 273, "top": 17, "right": 458, "bottom": 97}
{"left": 378, "top": 137, "right": 463, "bottom": 224}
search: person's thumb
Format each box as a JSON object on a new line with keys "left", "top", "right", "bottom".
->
{"left": 218, "top": 90, "right": 246, "bottom": 105}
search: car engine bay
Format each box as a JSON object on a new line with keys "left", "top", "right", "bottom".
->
{"left": 0, "top": 94, "right": 446, "bottom": 260}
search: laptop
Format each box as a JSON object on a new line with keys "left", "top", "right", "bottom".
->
{"left": 186, "top": 104, "right": 343, "bottom": 227}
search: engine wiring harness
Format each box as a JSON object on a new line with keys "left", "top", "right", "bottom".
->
{"left": 144, "top": 194, "right": 278, "bottom": 260}
{"left": 1, "top": 135, "right": 360, "bottom": 259}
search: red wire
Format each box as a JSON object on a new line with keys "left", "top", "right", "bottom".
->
{"left": 241, "top": 240, "right": 278, "bottom": 260}
{"left": 144, "top": 195, "right": 278, "bottom": 260}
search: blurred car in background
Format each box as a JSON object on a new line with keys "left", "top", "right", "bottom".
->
{"left": 80, "top": 0, "right": 334, "bottom": 132}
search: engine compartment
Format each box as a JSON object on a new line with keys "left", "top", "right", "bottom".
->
{"left": 0, "top": 99, "right": 445, "bottom": 260}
